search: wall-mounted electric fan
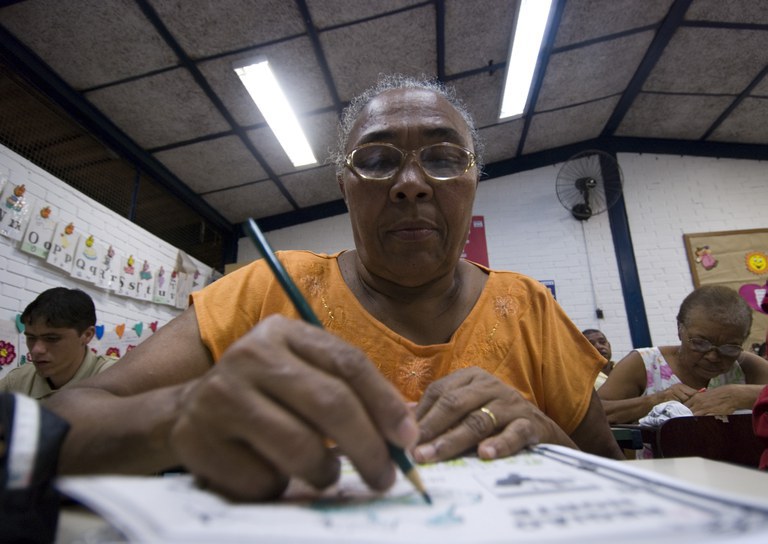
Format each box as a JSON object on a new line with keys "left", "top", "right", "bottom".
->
{"left": 555, "top": 150, "right": 623, "bottom": 220}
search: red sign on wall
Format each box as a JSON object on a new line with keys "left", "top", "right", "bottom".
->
{"left": 461, "top": 215, "right": 489, "bottom": 267}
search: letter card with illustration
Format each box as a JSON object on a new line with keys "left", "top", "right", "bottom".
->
{"left": 117, "top": 255, "right": 140, "bottom": 299}
{"left": 135, "top": 260, "right": 154, "bottom": 302}
{"left": 20, "top": 204, "right": 57, "bottom": 259}
{"left": 152, "top": 265, "right": 176, "bottom": 306}
{"left": 174, "top": 271, "right": 190, "bottom": 309}
{"left": 0, "top": 182, "right": 35, "bottom": 242}
{"left": 95, "top": 245, "right": 121, "bottom": 291}
{"left": 46, "top": 221, "right": 80, "bottom": 273}
{"left": 71, "top": 234, "right": 103, "bottom": 283}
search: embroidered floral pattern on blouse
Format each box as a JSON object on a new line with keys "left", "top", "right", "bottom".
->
{"left": 493, "top": 295, "right": 517, "bottom": 318}
{"left": 300, "top": 272, "right": 337, "bottom": 325}
{"left": 462, "top": 327, "right": 505, "bottom": 373}
{"left": 396, "top": 356, "right": 434, "bottom": 400}
{"left": 301, "top": 274, "right": 325, "bottom": 298}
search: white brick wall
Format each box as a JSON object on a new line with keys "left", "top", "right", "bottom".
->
{"left": 0, "top": 144, "right": 210, "bottom": 376}
{"left": 239, "top": 153, "right": 768, "bottom": 361}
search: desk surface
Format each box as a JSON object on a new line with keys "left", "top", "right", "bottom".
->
{"left": 57, "top": 457, "right": 768, "bottom": 543}
{"left": 626, "top": 456, "right": 768, "bottom": 502}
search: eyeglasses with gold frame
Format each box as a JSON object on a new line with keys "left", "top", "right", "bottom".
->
{"left": 345, "top": 142, "right": 476, "bottom": 182}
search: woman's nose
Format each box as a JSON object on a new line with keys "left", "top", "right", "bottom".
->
{"left": 702, "top": 348, "right": 722, "bottom": 362}
{"left": 389, "top": 157, "right": 433, "bottom": 202}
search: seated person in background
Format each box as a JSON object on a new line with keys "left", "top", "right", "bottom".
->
{"left": 582, "top": 328, "right": 615, "bottom": 389}
{"left": 46, "top": 75, "right": 621, "bottom": 502}
{"left": 0, "top": 287, "right": 115, "bottom": 399}
{"left": 599, "top": 285, "right": 768, "bottom": 429}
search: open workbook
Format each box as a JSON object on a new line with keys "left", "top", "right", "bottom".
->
{"left": 58, "top": 445, "right": 768, "bottom": 544}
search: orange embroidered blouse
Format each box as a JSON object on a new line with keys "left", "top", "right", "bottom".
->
{"left": 191, "top": 251, "right": 602, "bottom": 434}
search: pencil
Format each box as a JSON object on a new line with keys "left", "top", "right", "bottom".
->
{"left": 245, "top": 218, "right": 432, "bottom": 505}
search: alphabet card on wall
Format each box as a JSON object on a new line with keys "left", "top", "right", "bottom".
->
{"left": 135, "top": 259, "right": 154, "bottom": 302}
{"left": 174, "top": 269, "right": 210, "bottom": 309}
{"left": 20, "top": 204, "right": 56, "bottom": 259}
{"left": 71, "top": 234, "right": 102, "bottom": 283}
{"left": 152, "top": 265, "right": 176, "bottom": 306}
{"left": 174, "top": 271, "right": 191, "bottom": 309}
{"left": 46, "top": 221, "right": 79, "bottom": 273}
{"left": 95, "top": 245, "right": 121, "bottom": 291}
{"left": 0, "top": 182, "right": 35, "bottom": 242}
{"left": 117, "top": 255, "right": 140, "bottom": 298}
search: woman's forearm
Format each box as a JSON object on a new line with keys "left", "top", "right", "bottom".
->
{"left": 45, "top": 383, "right": 189, "bottom": 475}
{"left": 600, "top": 395, "right": 657, "bottom": 424}
{"left": 733, "top": 384, "right": 767, "bottom": 410}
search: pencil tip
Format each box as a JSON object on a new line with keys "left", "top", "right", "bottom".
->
{"left": 422, "top": 491, "right": 433, "bottom": 505}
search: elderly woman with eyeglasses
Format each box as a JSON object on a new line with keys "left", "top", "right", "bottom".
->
{"left": 48, "top": 75, "right": 622, "bottom": 501}
{"left": 599, "top": 285, "right": 768, "bottom": 427}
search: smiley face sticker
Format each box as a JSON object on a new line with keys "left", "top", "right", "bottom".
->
{"left": 745, "top": 251, "right": 768, "bottom": 275}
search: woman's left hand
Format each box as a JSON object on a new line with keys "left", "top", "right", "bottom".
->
{"left": 684, "top": 385, "right": 741, "bottom": 415}
{"left": 411, "top": 367, "right": 575, "bottom": 463}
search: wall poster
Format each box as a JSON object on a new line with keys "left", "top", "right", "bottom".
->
{"left": 461, "top": 215, "right": 489, "bottom": 267}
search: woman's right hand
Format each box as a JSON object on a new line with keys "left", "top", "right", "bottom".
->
{"left": 656, "top": 383, "right": 700, "bottom": 405}
{"left": 168, "top": 315, "right": 419, "bottom": 501}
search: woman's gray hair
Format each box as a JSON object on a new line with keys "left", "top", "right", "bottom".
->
{"left": 330, "top": 74, "right": 485, "bottom": 177}
{"left": 676, "top": 285, "right": 753, "bottom": 337}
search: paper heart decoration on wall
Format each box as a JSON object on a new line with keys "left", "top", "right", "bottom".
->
{"left": 149, "top": 321, "right": 158, "bottom": 333}
{"left": 738, "top": 284, "right": 767, "bottom": 314}
{"left": 115, "top": 323, "right": 126, "bottom": 338}
{"left": 15, "top": 314, "right": 24, "bottom": 333}
{"left": 132, "top": 322, "right": 143, "bottom": 337}
{"left": 95, "top": 324, "right": 105, "bottom": 340}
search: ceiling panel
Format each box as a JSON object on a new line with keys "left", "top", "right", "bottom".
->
{"left": 643, "top": 27, "right": 768, "bottom": 94}
{"left": 84, "top": 69, "right": 230, "bottom": 148}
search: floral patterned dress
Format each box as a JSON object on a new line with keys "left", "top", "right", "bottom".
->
{"left": 636, "top": 346, "right": 745, "bottom": 458}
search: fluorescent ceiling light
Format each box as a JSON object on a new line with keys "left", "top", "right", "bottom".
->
{"left": 235, "top": 60, "right": 317, "bottom": 167}
{"left": 499, "top": 0, "right": 553, "bottom": 119}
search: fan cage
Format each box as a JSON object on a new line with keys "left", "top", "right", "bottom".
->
{"left": 555, "top": 150, "right": 623, "bottom": 220}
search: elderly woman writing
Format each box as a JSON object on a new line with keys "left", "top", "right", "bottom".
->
{"left": 46, "top": 75, "right": 621, "bottom": 501}
{"left": 599, "top": 285, "right": 768, "bottom": 426}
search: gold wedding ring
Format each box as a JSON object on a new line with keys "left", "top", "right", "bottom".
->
{"left": 480, "top": 406, "right": 498, "bottom": 430}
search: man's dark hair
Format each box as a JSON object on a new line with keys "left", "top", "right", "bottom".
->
{"left": 21, "top": 287, "right": 96, "bottom": 333}
{"left": 581, "top": 328, "right": 603, "bottom": 336}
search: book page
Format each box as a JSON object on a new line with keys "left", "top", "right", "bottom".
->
{"left": 57, "top": 445, "right": 768, "bottom": 543}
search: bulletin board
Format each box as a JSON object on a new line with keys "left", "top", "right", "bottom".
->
{"left": 683, "top": 228, "right": 768, "bottom": 352}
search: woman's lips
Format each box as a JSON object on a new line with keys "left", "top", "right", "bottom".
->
{"left": 388, "top": 220, "right": 438, "bottom": 241}
{"left": 390, "top": 227, "right": 437, "bottom": 241}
